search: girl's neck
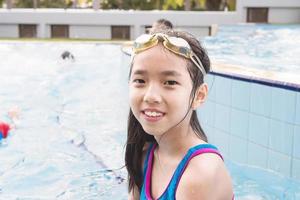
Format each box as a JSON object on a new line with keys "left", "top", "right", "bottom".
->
{"left": 154, "top": 125, "right": 205, "bottom": 157}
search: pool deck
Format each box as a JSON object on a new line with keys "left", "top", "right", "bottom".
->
{"left": 212, "top": 62, "right": 300, "bottom": 90}
{"left": 0, "top": 38, "right": 129, "bottom": 44}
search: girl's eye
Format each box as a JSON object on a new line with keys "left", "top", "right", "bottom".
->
{"left": 164, "top": 80, "right": 178, "bottom": 86}
{"left": 133, "top": 79, "right": 145, "bottom": 84}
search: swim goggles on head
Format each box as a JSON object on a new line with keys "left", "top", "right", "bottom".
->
{"left": 131, "top": 33, "right": 206, "bottom": 76}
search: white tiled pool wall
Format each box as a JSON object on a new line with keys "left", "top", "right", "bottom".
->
{"left": 198, "top": 73, "right": 300, "bottom": 180}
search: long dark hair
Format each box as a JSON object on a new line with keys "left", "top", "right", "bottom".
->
{"left": 125, "top": 30, "right": 211, "bottom": 193}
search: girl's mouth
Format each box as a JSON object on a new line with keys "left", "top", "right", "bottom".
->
{"left": 142, "top": 110, "right": 165, "bottom": 122}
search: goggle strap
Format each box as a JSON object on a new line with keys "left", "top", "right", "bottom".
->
{"left": 130, "top": 52, "right": 134, "bottom": 64}
{"left": 190, "top": 53, "right": 206, "bottom": 76}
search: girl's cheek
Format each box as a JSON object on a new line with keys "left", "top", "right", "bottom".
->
{"left": 129, "top": 85, "right": 145, "bottom": 97}
{"left": 129, "top": 90, "right": 140, "bottom": 107}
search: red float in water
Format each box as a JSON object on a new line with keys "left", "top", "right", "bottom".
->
{"left": 0, "top": 122, "right": 10, "bottom": 139}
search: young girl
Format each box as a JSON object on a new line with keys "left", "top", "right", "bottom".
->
{"left": 125, "top": 30, "right": 233, "bottom": 200}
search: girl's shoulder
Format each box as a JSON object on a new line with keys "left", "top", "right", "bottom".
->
{"left": 176, "top": 151, "right": 233, "bottom": 199}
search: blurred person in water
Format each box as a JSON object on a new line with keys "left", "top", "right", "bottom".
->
{"left": 61, "top": 50, "right": 75, "bottom": 61}
{"left": 147, "top": 18, "right": 173, "bottom": 34}
{"left": 0, "top": 107, "right": 20, "bottom": 141}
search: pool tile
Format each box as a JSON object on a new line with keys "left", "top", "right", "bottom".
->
{"left": 212, "top": 129, "right": 229, "bottom": 156}
{"left": 205, "top": 74, "right": 216, "bottom": 101}
{"left": 293, "top": 125, "right": 300, "bottom": 159}
{"left": 271, "top": 87, "right": 296, "bottom": 124}
{"left": 250, "top": 83, "right": 271, "bottom": 117}
{"left": 269, "top": 120, "right": 293, "bottom": 155}
{"left": 231, "top": 79, "right": 250, "bottom": 111}
{"left": 215, "top": 76, "right": 232, "bottom": 106}
{"left": 198, "top": 100, "right": 215, "bottom": 126}
{"left": 215, "top": 104, "right": 231, "bottom": 133}
{"left": 248, "top": 142, "right": 268, "bottom": 168}
{"left": 200, "top": 119, "right": 207, "bottom": 129}
{"left": 230, "top": 108, "right": 249, "bottom": 139}
{"left": 229, "top": 135, "right": 247, "bottom": 164}
{"left": 249, "top": 114, "right": 270, "bottom": 147}
{"left": 203, "top": 125, "right": 214, "bottom": 142}
{"left": 292, "top": 158, "right": 300, "bottom": 180}
{"left": 204, "top": 74, "right": 214, "bottom": 85}
{"left": 268, "top": 150, "right": 291, "bottom": 177}
{"left": 295, "top": 92, "right": 300, "bottom": 126}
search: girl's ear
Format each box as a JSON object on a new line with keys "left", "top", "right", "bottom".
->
{"left": 192, "top": 83, "right": 208, "bottom": 110}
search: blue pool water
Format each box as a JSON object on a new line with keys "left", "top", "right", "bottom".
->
{"left": 204, "top": 24, "right": 300, "bottom": 73}
{"left": 0, "top": 40, "right": 299, "bottom": 199}
{"left": 0, "top": 42, "right": 128, "bottom": 199}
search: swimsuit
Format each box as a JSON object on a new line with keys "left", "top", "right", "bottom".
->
{"left": 140, "top": 143, "right": 226, "bottom": 200}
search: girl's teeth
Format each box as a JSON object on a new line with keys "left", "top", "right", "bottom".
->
{"left": 145, "top": 111, "right": 163, "bottom": 117}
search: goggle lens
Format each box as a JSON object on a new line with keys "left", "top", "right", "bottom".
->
{"left": 135, "top": 34, "right": 153, "bottom": 43}
{"left": 168, "top": 37, "right": 189, "bottom": 48}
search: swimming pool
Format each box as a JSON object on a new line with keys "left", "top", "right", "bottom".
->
{"left": 0, "top": 33, "right": 299, "bottom": 199}
{"left": 203, "top": 24, "right": 300, "bottom": 74}
{"left": 0, "top": 42, "right": 128, "bottom": 199}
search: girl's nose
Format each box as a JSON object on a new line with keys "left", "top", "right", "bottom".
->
{"left": 143, "top": 85, "right": 162, "bottom": 104}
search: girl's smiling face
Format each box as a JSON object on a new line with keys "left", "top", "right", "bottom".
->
{"left": 129, "top": 44, "right": 194, "bottom": 137}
